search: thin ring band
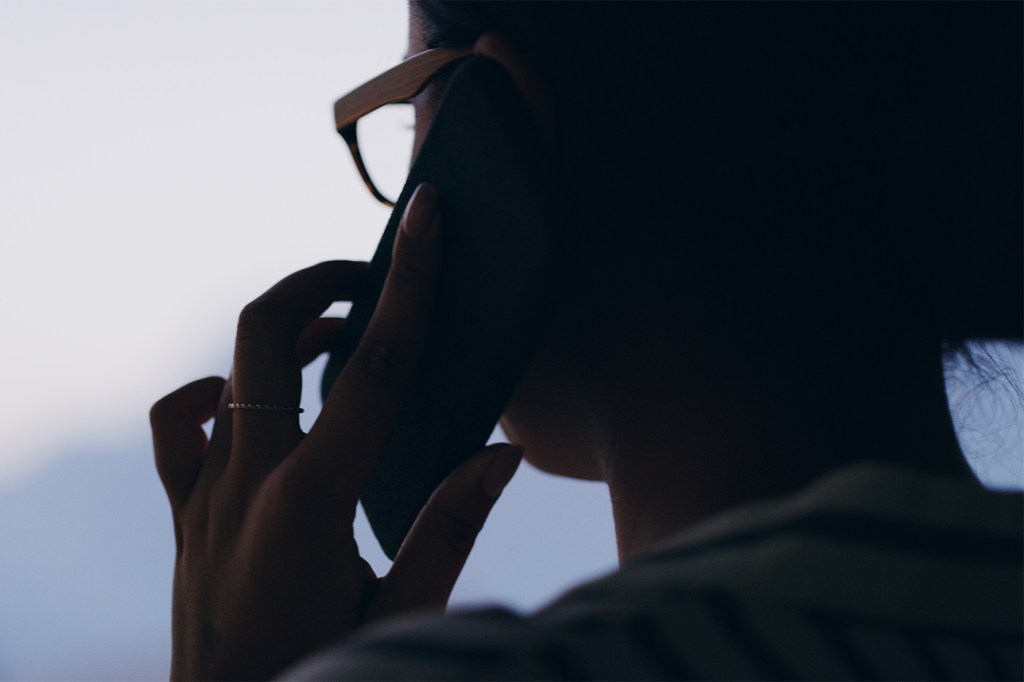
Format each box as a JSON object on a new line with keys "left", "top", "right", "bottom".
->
{"left": 228, "top": 402, "right": 304, "bottom": 414}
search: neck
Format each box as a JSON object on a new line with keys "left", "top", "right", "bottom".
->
{"left": 594, "top": 342, "right": 971, "bottom": 564}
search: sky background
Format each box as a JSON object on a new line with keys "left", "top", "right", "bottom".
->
{"left": 0, "top": 1, "right": 1020, "bottom": 680}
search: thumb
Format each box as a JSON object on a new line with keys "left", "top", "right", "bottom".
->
{"left": 369, "top": 444, "right": 523, "bottom": 620}
{"left": 150, "top": 376, "right": 226, "bottom": 513}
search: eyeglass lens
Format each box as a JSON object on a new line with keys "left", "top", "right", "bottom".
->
{"left": 355, "top": 102, "right": 416, "bottom": 205}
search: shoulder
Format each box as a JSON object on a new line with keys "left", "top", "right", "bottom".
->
{"left": 283, "top": 464, "right": 1022, "bottom": 680}
{"left": 282, "top": 606, "right": 536, "bottom": 680}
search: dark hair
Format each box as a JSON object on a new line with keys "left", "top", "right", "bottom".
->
{"left": 413, "top": 1, "right": 1022, "bottom": 354}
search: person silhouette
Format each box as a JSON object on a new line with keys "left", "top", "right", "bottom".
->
{"left": 151, "top": 2, "right": 1022, "bottom": 679}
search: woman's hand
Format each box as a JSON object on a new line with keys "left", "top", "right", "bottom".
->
{"left": 150, "top": 184, "right": 523, "bottom": 680}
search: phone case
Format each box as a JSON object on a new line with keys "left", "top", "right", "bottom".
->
{"left": 321, "top": 57, "right": 560, "bottom": 559}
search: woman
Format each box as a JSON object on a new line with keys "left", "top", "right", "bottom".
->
{"left": 151, "top": 2, "right": 1022, "bottom": 679}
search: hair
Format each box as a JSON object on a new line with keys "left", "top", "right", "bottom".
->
{"left": 412, "top": 1, "right": 1022, "bottom": 359}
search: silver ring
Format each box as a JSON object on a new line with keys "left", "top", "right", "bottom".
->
{"left": 228, "top": 402, "right": 304, "bottom": 414}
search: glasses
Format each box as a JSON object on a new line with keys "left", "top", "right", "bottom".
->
{"left": 334, "top": 47, "right": 473, "bottom": 207}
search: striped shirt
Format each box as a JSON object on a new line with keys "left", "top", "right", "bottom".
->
{"left": 285, "top": 463, "right": 1023, "bottom": 680}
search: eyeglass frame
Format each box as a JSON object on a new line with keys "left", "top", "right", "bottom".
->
{"left": 334, "top": 47, "right": 474, "bottom": 207}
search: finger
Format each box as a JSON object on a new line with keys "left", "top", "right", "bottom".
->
{"left": 209, "top": 318, "right": 343, "bottom": 462}
{"left": 231, "top": 261, "right": 366, "bottom": 459}
{"left": 207, "top": 374, "right": 234, "bottom": 461}
{"left": 297, "top": 316, "right": 345, "bottom": 367}
{"left": 150, "top": 376, "right": 226, "bottom": 511}
{"left": 297, "top": 183, "right": 442, "bottom": 498}
{"left": 370, "top": 444, "right": 523, "bottom": 618}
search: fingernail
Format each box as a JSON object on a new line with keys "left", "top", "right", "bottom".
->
{"left": 482, "top": 445, "right": 523, "bottom": 498}
{"left": 402, "top": 183, "right": 438, "bottom": 239}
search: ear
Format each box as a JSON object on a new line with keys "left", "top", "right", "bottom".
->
{"left": 473, "top": 33, "right": 553, "bottom": 135}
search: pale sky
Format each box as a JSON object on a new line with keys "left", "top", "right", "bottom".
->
{"left": 0, "top": 0, "right": 409, "bottom": 489}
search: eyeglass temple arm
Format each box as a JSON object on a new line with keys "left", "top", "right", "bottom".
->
{"left": 334, "top": 47, "right": 473, "bottom": 132}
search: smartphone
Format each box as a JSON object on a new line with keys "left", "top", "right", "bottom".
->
{"left": 320, "top": 57, "right": 560, "bottom": 559}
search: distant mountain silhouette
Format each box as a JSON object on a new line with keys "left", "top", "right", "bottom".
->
{"left": 0, "top": 430, "right": 173, "bottom": 680}
{"left": 0, "top": 426, "right": 618, "bottom": 681}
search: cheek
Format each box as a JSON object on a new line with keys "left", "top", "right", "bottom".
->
{"left": 410, "top": 89, "right": 438, "bottom": 161}
{"left": 411, "top": 112, "right": 427, "bottom": 161}
{"left": 500, "top": 347, "right": 604, "bottom": 482}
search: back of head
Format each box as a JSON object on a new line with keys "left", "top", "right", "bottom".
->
{"left": 415, "top": 1, "right": 1022, "bottom": 363}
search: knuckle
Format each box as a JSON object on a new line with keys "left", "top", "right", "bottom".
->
{"left": 429, "top": 504, "right": 483, "bottom": 555}
{"left": 388, "top": 246, "right": 428, "bottom": 289}
{"left": 236, "top": 297, "right": 289, "bottom": 341}
{"left": 235, "top": 300, "right": 266, "bottom": 342}
{"left": 258, "top": 475, "right": 302, "bottom": 525}
{"left": 149, "top": 396, "right": 171, "bottom": 425}
{"left": 350, "top": 334, "right": 415, "bottom": 382}
{"left": 150, "top": 376, "right": 224, "bottom": 428}
{"left": 149, "top": 389, "right": 185, "bottom": 427}
{"left": 261, "top": 467, "right": 326, "bottom": 529}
